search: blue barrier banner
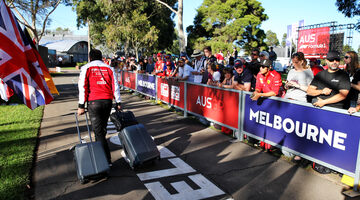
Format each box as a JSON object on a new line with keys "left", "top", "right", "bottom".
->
{"left": 136, "top": 74, "right": 156, "bottom": 97}
{"left": 243, "top": 94, "right": 360, "bottom": 173}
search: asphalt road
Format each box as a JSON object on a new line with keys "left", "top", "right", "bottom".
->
{"left": 32, "top": 71, "right": 353, "bottom": 200}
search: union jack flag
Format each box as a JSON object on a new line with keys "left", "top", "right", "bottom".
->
{"left": 0, "top": 78, "right": 13, "bottom": 101}
{"left": 0, "top": 0, "right": 53, "bottom": 109}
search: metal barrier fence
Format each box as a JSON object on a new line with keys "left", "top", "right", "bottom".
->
{"left": 118, "top": 70, "right": 360, "bottom": 191}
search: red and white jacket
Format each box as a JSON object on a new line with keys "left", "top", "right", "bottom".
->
{"left": 78, "top": 60, "right": 121, "bottom": 108}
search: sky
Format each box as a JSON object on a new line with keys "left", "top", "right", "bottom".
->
{"left": 47, "top": 0, "right": 359, "bottom": 50}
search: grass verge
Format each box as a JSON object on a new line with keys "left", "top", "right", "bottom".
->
{"left": 0, "top": 105, "right": 44, "bottom": 200}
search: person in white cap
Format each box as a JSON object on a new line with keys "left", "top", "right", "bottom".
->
{"left": 191, "top": 49, "right": 206, "bottom": 83}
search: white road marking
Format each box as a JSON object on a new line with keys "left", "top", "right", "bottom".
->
{"left": 109, "top": 135, "right": 122, "bottom": 146}
{"left": 144, "top": 174, "right": 225, "bottom": 200}
{"left": 107, "top": 129, "right": 118, "bottom": 134}
{"left": 137, "top": 158, "right": 196, "bottom": 181}
{"left": 157, "top": 146, "right": 176, "bottom": 158}
{"left": 107, "top": 125, "right": 116, "bottom": 129}
{"left": 119, "top": 145, "right": 175, "bottom": 159}
{"left": 107, "top": 125, "right": 225, "bottom": 199}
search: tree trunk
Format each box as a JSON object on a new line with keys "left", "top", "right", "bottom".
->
{"left": 155, "top": 0, "right": 185, "bottom": 53}
{"left": 135, "top": 46, "right": 139, "bottom": 61}
{"left": 124, "top": 41, "right": 129, "bottom": 57}
{"left": 177, "top": 0, "right": 185, "bottom": 53}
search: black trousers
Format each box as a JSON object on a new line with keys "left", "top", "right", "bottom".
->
{"left": 88, "top": 99, "right": 112, "bottom": 163}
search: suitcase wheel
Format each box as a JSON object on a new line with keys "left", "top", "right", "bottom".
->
{"left": 80, "top": 178, "right": 89, "bottom": 184}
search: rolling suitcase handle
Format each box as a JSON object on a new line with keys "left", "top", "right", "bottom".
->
{"left": 74, "top": 112, "right": 93, "bottom": 144}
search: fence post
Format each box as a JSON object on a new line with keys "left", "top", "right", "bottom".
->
{"left": 236, "top": 91, "right": 244, "bottom": 141}
{"left": 184, "top": 81, "right": 188, "bottom": 118}
{"left": 135, "top": 72, "right": 138, "bottom": 92}
{"left": 155, "top": 75, "right": 158, "bottom": 103}
{"left": 353, "top": 138, "right": 360, "bottom": 191}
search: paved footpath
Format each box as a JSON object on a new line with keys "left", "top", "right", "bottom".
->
{"left": 33, "top": 71, "right": 354, "bottom": 200}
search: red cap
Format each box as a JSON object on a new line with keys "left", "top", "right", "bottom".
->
{"left": 157, "top": 53, "right": 162, "bottom": 57}
{"left": 166, "top": 61, "right": 172, "bottom": 66}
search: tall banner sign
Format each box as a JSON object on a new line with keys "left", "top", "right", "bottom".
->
{"left": 243, "top": 94, "right": 360, "bottom": 173}
{"left": 157, "top": 78, "right": 184, "bottom": 109}
{"left": 297, "top": 27, "right": 330, "bottom": 58}
{"left": 123, "top": 71, "right": 136, "bottom": 90}
{"left": 136, "top": 74, "right": 156, "bottom": 97}
{"left": 286, "top": 20, "right": 304, "bottom": 47}
{"left": 186, "top": 84, "right": 239, "bottom": 128}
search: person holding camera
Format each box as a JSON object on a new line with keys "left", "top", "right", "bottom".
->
{"left": 284, "top": 52, "right": 313, "bottom": 102}
{"left": 282, "top": 52, "right": 313, "bottom": 163}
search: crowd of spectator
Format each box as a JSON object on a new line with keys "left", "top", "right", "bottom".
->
{"left": 111, "top": 48, "right": 359, "bottom": 114}
{"left": 109, "top": 47, "right": 360, "bottom": 172}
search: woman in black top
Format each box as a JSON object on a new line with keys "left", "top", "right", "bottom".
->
{"left": 345, "top": 51, "right": 360, "bottom": 113}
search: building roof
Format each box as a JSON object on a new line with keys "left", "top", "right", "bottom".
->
{"left": 40, "top": 40, "right": 87, "bottom": 52}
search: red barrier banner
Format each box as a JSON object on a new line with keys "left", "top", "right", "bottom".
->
{"left": 297, "top": 27, "right": 330, "bottom": 58}
{"left": 157, "top": 78, "right": 184, "bottom": 109}
{"left": 123, "top": 71, "right": 136, "bottom": 90}
{"left": 186, "top": 84, "right": 239, "bottom": 128}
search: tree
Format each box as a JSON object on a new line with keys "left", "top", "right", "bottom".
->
{"left": 144, "top": 0, "right": 177, "bottom": 52}
{"left": 186, "top": 11, "right": 214, "bottom": 54}
{"left": 155, "top": 0, "right": 185, "bottom": 53}
{"left": 343, "top": 44, "right": 354, "bottom": 54}
{"left": 187, "top": 0, "right": 268, "bottom": 54}
{"left": 281, "top": 33, "right": 287, "bottom": 48}
{"left": 336, "top": 0, "right": 360, "bottom": 30}
{"left": 72, "top": 0, "right": 175, "bottom": 55}
{"left": 166, "top": 29, "right": 180, "bottom": 55}
{"left": 7, "top": 0, "right": 62, "bottom": 45}
{"left": 265, "top": 30, "right": 279, "bottom": 47}
{"left": 53, "top": 27, "right": 72, "bottom": 35}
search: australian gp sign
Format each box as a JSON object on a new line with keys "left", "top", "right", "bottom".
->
{"left": 297, "top": 27, "right": 330, "bottom": 58}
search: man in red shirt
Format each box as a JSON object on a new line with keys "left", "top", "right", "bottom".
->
{"left": 251, "top": 59, "right": 283, "bottom": 100}
{"left": 153, "top": 53, "right": 166, "bottom": 76}
{"left": 78, "top": 49, "right": 122, "bottom": 165}
{"left": 309, "top": 58, "right": 323, "bottom": 76}
{"left": 250, "top": 59, "right": 282, "bottom": 150}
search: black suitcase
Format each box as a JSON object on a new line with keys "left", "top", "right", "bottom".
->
{"left": 74, "top": 113, "right": 110, "bottom": 184}
{"left": 119, "top": 124, "right": 160, "bottom": 169}
{"left": 110, "top": 110, "right": 138, "bottom": 131}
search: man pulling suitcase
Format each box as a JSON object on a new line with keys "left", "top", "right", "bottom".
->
{"left": 77, "top": 49, "right": 122, "bottom": 166}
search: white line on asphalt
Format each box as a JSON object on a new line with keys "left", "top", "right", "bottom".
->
{"left": 144, "top": 174, "right": 225, "bottom": 200}
{"left": 137, "top": 158, "right": 196, "bottom": 181}
{"left": 157, "top": 146, "right": 176, "bottom": 158}
{"left": 107, "top": 129, "right": 118, "bottom": 134}
{"left": 108, "top": 124, "right": 225, "bottom": 199}
{"left": 109, "top": 135, "right": 122, "bottom": 146}
{"left": 107, "top": 125, "right": 116, "bottom": 129}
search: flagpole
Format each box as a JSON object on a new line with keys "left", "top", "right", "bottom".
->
{"left": 87, "top": 18, "right": 90, "bottom": 62}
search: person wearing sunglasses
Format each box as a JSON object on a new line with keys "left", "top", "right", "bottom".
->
{"left": 250, "top": 59, "right": 282, "bottom": 149}
{"left": 343, "top": 51, "right": 360, "bottom": 113}
{"left": 307, "top": 51, "right": 350, "bottom": 108}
